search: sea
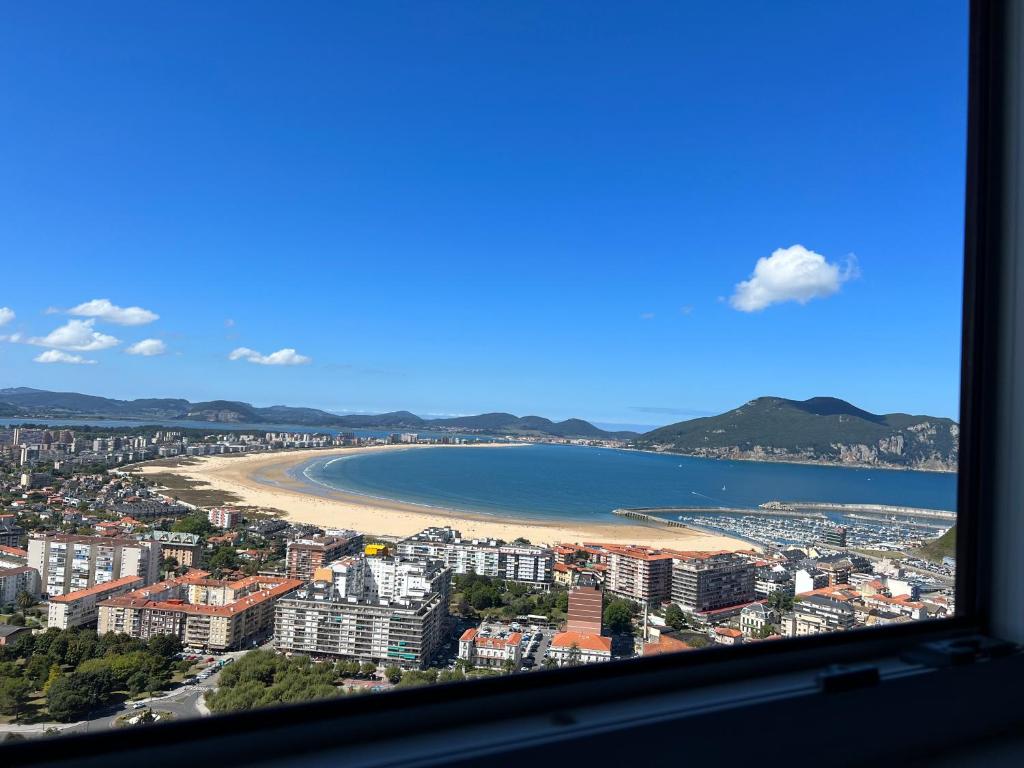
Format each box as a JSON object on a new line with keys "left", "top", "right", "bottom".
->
{"left": 298, "top": 443, "right": 958, "bottom": 524}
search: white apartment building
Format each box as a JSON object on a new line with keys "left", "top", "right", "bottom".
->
{"left": 47, "top": 575, "right": 143, "bottom": 629}
{"left": 28, "top": 533, "right": 161, "bottom": 597}
{"left": 396, "top": 527, "right": 552, "bottom": 587}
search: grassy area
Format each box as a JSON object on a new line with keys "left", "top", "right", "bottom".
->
{"left": 914, "top": 526, "right": 956, "bottom": 564}
{"left": 143, "top": 471, "right": 241, "bottom": 507}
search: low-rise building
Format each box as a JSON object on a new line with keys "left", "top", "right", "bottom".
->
{"left": 793, "top": 594, "right": 856, "bottom": 636}
{"left": 547, "top": 631, "right": 613, "bottom": 666}
{"left": 740, "top": 602, "right": 780, "bottom": 638}
{"left": 458, "top": 628, "right": 523, "bottom": 669}
{"left": 47, "top": 575, "right": 143, "bottom": 629}
{"left": 713, "top": 626, "right": 744, "bottom": 646}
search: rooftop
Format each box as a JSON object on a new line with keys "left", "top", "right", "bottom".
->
{"left": 550, "top": 631, "right": 612, "bottom": 653}
{"left": 49, "top": 575, "right": 144, "bottom": 603}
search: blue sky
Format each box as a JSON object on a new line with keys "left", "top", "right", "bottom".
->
{"left": 0, "top": 2, "right": 967, "bottom": 428}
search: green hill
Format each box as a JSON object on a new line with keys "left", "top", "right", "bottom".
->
{"left": 916, "top": 526, "right": 957, "bottom": 563}
{"left": 638, "top": 396, "right": 958, "bottom": 471}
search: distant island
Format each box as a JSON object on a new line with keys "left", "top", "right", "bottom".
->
{"left": 0, "top": 388, "right": 958, "bottom": 471}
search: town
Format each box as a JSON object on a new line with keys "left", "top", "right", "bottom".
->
{"left": 0, "top": 425, "right": 956, "bottom": 738}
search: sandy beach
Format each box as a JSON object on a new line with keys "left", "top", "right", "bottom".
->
{"left": 132, "top": 445, "right": 754, "bottom": 551}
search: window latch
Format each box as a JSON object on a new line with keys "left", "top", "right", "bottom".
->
{"left": 901, "top": 635, "right": 1018, "bottom": 668}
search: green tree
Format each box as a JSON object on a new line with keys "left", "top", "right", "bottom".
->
{"left": 502, "top": 658, "right": 516, "bottom": 674}
{"left": 383, "top": 665, "right": 402, "bottom": 684}
{"left": 24, "top": 654, "right": 52, "bottom": 689}
{"left": 664, "top": 604, "right": 688, "bottom": 632}
{"left": 46, "top": 676, "right": 93, "bottom": 722}
{"left": 437, "top": 669, "right": 465, "bottom": 683}
{"left": 767, "top": 591, "right": 795, "bottom": 613}
{"left": 43, "top": 664, "right": 62, "bottom": 694}
{"left": 15, "top": 589, "right": 35, "bottom": 612}
{"left": 171, "top": 513, "right": 215, "bottom": 537}
{"left": 0, "top": 676, "right": 31, "bottom": 721}
{"left": 359, "top": 661, "right": 378, "bottom": 678}
{"left": 542, "top": 656, "right": 558, "bottom": 669}
{"left": 566, "top": 643, "right": 582, "bottom": 667}
{"left": 603, "top": 599, "right": 634, "bottom": 634}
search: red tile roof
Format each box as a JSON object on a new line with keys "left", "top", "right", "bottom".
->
{"left": 550, "top": 631, "right": 612, "bottom": 653}
{"left": 50, "top": 575, "right": 144, "bottom": 603}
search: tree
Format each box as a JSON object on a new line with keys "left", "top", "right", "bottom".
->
{"left": 437, "top": 669, "right": 465, "bottom": 683}
{"left": 566, "top": 643, "right": 582, "bottom": 667}
{"left": 384, "top": 665, "right": 402, "bottom": 684}
{"left": 24, "top": 653, "right": 52, "bottom": 689}
{"left": 0, "top": 676, "right": 31, "bottom": 721}
{"left": 46, "top": 676, "right": 93, "bottom": 722}
{"left": 43, "top": 664, "right": 62, "bottom": 694}
{"left": 603, "top": 599, "right": 634, "bottom": 634}
{"left": 171, "top": 513, "right": 215, "bottom": 537}
{"left": 664, "top": 604, "right": 688, "bottom": 632}
{"left": 767, "top": 591, "right": 795, "bottom": 613}
{"left": 148, "top": 633, "right": 183, "bottom": 659}
{"left": 359, "top": 661, "right": 378, "bottom": 678}
{"left": 541, "top": 656, "right": 558, "bottom": 669}
{"left": 15, "top": 589, "right": 35, "bottom": 612}
{"left": 502, "top": 658, "right": 516, "bottom": 674}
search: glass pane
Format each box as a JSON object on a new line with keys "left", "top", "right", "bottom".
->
{"left": 0, "top": 1, "right": 964, "bottom": 736}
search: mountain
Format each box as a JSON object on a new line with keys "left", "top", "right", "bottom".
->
{"left": 0, "top": 388, "right": 631, "bottom": 439}
{"left": 637, "top": 396, "right": 958, "bottom": 471}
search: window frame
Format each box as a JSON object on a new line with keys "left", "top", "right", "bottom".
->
{"left": 5, "top": 1, "right": 1012, "bottom": 764}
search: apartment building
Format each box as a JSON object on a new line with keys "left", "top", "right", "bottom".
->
{"left": 146, "top": 530, "right": 203, "bottom": 567}
{"left": 671, "top": 552, "right": 756, "bottom": 613}
{"left": 0, "top": 566, "right": 40, "bottom": 603}
{"left": 286, "top": 532, "right": 364, "bottom": 581}
{"left": 273, "top": 556, "right": 450, "bottom": 667}
{"left": 601, "top": 544, "right": 674, "bottom": 605}
{"left": 793, "top": 594, "right": 856, "bottom": 636}
{"left": 208, "top": 507, "right": 244, "bottom": 529}
{"left": 28, "top": 533, "right": 161, "bottom": 597}
{"left": 47, "top": 575, "right": 143, "bottom": 629}
{"left": 97, "top": 572, "right": 302, "bottom": 650}
{"left": 566, "top": 576, "right": 603, "bottom": 635}
{"left": 458, "top": 628, "right": 523, "bottom": 669}
{"left": 396, "top": 527, "right": 553, "bottom": 587}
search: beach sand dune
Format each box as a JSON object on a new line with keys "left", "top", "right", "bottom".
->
{"left": 134, "top": 444, "right": 753, "bottom": 551}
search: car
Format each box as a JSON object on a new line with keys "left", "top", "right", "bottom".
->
{"left": 521, "top": 658, "right": 535, "bottom": 667}
{"left": 206, "top": 657, "right": 215, "bottom": 663}
{"left": 223, "top": 657, "right": 235, "bottom": 665}
{"left": 132, "top": 702, "right": 146, "bottom": 710}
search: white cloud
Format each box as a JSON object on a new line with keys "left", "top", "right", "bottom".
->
{"left": 229, "top": 347, "right": 311, "bottom": 365}
{"left": 0, "top": 307, "right": 14, "bottom": 326}
{"left": 729, "top": 245, "right": 858, "bottom": 312}
{"left": 125, "top": 338, "right": 167, "bottom": 356}
{"left": 68, "top": 298, "right": 159, "bottom": 326}
{"left": 29, "top": 319, "right": 120, "bottom": 351}
{"left": 34, "top": 349, "right": 97, "bottom": 365}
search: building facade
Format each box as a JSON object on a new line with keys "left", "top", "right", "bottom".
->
{"left": 0, "top": 566, "right": 41, "bottom": 603}
{"left": 547, "top": 631, "right": 612, "bottom": 666}
{"left": 48, "top": 575, "right": 143, "bottom": 629}
{"left": 793, "top": 595, "right": 856, "bottom": 636}
{"left": 208, "top": 507, "right": 244, "bottom": 529}
{"left": 286, "top": 533, "right": 364, "bottom": 581}
{"left": 566, "top": 576, "right": 603, "bottom": 635}
{"left": 97, "top": 572, "right": 302, "bottom": 650}
{"left": 396, "top": 527, "right": 553, "bottom": 587}
{"left": 147, "top": 530, "right": 204, "bottom": 568}
{"left": 671, "top": 553, "right": 756, "bottom": 613}
{"left": 28, "top": 533, "right": 160, "bottom": 597}
{"left": 458, "top": 628, "right": 523, "bottom": 669}
{"left": 273, "top": 556, "right": 450, "bottom": 667}
{"left": 602, "top": 545, "right": 674, "bottom": 605}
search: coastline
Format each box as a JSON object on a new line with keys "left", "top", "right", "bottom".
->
{"left": 132, "top": 445, "right": 754, "bottom": 551}
{"left": 627, "top": 446, "right": 958, "bottom": 474}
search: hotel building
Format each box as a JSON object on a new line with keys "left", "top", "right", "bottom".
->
{"left": 602, "top": 544, "right": 674, "bottom": 605}
{"left": 671, "top": 553, "right": 757, "bottom": 613}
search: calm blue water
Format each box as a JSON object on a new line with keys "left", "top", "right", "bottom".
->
{"left": 300, "top": 444, "right": 958, "bottom": 522}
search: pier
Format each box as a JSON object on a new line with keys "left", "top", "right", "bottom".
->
{"left": 612, "top": 506, "right": 827, "bottom": 521}
{"left": 762, "top": 501, "right": 956, "bottom": 522}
